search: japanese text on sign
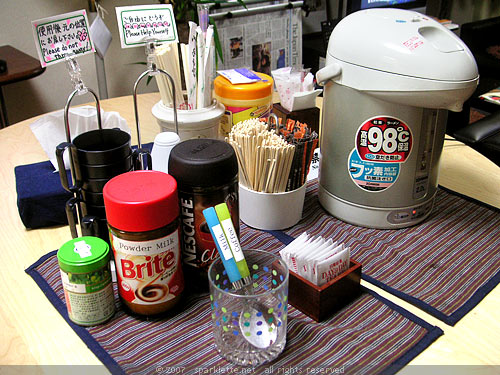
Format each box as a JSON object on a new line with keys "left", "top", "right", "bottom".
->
{"left": 348, "top": 149, "right": 401, "bottom": 192}
{"left": 403, "top": 36, "right": 425, "bottom": 51}
{"left": 348, "top": 116, "right": 412, "bottom": 192}
{"left": 115, "top": 4, "right": 178, "bottom": 49}
{"left": 32, "top": 10, "right": 94, "bottom": 67}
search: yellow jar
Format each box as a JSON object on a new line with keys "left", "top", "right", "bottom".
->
{"left": 214, "top": 72, "right": 274, "bottom": 137}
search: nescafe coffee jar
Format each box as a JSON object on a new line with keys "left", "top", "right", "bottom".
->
{"left": 103, "top": 170, "right": 183, "bottom": 316}
{"left": 168, "top": 139, "right": 239, "bottom": 291}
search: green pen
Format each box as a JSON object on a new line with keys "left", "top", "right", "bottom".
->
{"left": 215, "top": 202, "right": 251, "bottom": 285}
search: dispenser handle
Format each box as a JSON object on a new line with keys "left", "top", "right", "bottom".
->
{"left": 56, "top": 142, "right": 80, "bottom": 193}
{"left": 316, "top": 63, "right": 342, "bottom": 86}
{"left": 65, "top": 196, "right": 81, "bottom": 239}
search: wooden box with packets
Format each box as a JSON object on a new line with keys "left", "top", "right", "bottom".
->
{"left": 288, "top": 260, "right": 362, "bottom": 322}
{"left": 280, "top": 233, "right": 362, "bottom": 322}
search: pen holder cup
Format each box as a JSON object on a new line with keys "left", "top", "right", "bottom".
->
{"left": 152, "top": 100, "right": 225, "bottom": 141}
{"left": 208, "top": 249, "right": 289, "bottom": 366}
{"left": 288, "top": 259, "right": 362, "bottom": 322}
{"left": 239, "top": 183, "right": 306, "bottom": 230}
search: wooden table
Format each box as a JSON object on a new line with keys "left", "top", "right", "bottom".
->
{"left": 0, "top": 45, "right": 45, "bottom": 128}
{"left": 1, "top": 92, "right": 499, "bottom": 371}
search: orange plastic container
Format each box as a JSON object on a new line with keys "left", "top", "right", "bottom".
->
{"left": 214, "top": 72, "right": 273, "bottom": 137}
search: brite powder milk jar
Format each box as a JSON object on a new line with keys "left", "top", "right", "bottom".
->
{"left": 214, "top": 72, "right": 273, "bottom": 138}
{"left": 57, "top": 236, "right": 115, "bottom": 326}
{"left": 103, "top": 170, "right": 183, "bottom": 316}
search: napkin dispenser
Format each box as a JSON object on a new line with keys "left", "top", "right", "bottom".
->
{"left": 273, "top": 103, "right": 320, "bottom": 135}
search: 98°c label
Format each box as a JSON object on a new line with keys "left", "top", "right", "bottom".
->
{"left": 349, "top": 116, "right": 412, "bottom": 192}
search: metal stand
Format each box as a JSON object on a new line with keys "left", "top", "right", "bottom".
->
{"left": 57, "top": 55, "right": 103, "bottom": 196}
{"left": 209, "top": 0, "right": 304, "bottom": 20}
{"left": 64, "top": 55, "right": 102, "bottom": 143}
{"left": 56, "top": 54, "right": 104, "bottom": 239}
{"left": 132, "top": 39, "right": 179, "bottom": 169}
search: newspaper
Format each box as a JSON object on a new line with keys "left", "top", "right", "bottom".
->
{"left": 210, "top": 3, "right": 302, "bottom": 74}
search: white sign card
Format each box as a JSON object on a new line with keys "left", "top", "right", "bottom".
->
{"left": 115, "top": 4, "right": 178, "bottom": 49}
{"left": 31, "top": 10, "right": 94, "bottom": 67}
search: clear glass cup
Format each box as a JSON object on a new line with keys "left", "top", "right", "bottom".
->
{"left": 208, "top": 249, "right": 289, "bottom": 366}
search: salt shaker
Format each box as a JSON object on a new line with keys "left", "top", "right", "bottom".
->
{"left": 151, "top": 132, "right": 181, "bottom": 173}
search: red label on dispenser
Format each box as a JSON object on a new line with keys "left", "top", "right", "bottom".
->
{"left": 356, "top": 116, "right": 412, "bottom": 163}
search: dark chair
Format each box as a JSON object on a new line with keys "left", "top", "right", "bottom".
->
{"left": 446, "top": 16, "right": 500, "bottom": 166}
{"left": 452, "top": 111, "right": 500, "bottom": 166}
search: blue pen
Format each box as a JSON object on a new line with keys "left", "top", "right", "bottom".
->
{"left": 203, "top": 207, "right": 243, "bottom": 289}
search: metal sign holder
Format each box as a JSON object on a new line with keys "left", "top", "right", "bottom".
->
{"left": 132, "top": 39, "right": 179, "bottom": 169}
{"left": 58, "top": 54, "right": 103, "bottom": 197}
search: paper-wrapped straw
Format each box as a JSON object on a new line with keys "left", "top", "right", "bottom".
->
{"left": 152, "top": 20, "right": 214, "bottom": 110}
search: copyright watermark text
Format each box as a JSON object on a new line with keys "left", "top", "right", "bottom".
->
{"left": 154, "top": 366, "right": 346, "bottom": 374}
{"left": 156, "top": 366, "right": 186, "bottom": 374}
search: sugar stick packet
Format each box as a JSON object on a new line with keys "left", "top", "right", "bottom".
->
{"left": 314, "top": 246, "right": 350, "bottom": 287}
{"left": 279, "top": 232, "right": 350, "bottom": 286}
{"left": 279, "top": 232, "right": 309, "bottom": 273}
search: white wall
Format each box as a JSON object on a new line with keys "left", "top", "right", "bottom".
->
{"left": 0, "top": 0, "right": 159, "bottom": 125}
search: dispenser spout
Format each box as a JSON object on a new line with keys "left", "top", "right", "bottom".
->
{"left": 447, "top": 102, "right": 464, "bottom": 112}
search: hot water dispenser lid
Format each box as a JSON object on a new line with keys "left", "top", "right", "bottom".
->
{"left": 327, "top": 8, "right": 478, "bottom": 83}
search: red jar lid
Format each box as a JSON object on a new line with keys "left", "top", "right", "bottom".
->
{"left": 103, "top": 171, "right": 179, "bottom": 232}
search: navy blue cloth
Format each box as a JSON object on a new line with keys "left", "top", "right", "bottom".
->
{"left": 15, "top": 143, "right": 153, "bottom": 229}
{"left": 15, "top": 161, "right": 72, "bottom": 229}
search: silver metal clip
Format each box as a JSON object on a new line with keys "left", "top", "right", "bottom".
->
{"left": 145, "top": 38, "right": 160, "bottom": 76}
{"left": 65, "top": 53, "right": 88, "bottom": 96}
{"left": 267, "top": 113, "right": 280, "bottom": 135}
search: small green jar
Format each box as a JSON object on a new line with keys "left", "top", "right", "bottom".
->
{"left": 57, "top": 236, "right": 115, "bottom": 326}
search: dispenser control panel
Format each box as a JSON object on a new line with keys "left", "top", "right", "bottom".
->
{"left": 386, "top": 200, "right": 434, "bottom": 225}
{"left": 413, "top": 109, "right": 438, "bottom": 200}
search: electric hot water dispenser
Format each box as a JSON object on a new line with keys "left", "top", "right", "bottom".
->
{"left": 316, "top": 9, "right": 478, "bottom": 229}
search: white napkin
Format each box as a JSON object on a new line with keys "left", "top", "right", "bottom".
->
{"left": 30, "top": 106, "right": 131, "bottom": 171}
{"left": 272, "top": 67, "right": 322, "bottom": 112}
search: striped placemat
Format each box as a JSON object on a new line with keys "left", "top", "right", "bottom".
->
{"left": 269, "top": 179, "right": 500, "bottom": 326}
{"left": 26, "top": 247, "right": 442, "bottom": 375}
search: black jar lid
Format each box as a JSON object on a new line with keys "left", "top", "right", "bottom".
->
{"left": 168, "top": 139, "right": 238, "bottom": 188}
